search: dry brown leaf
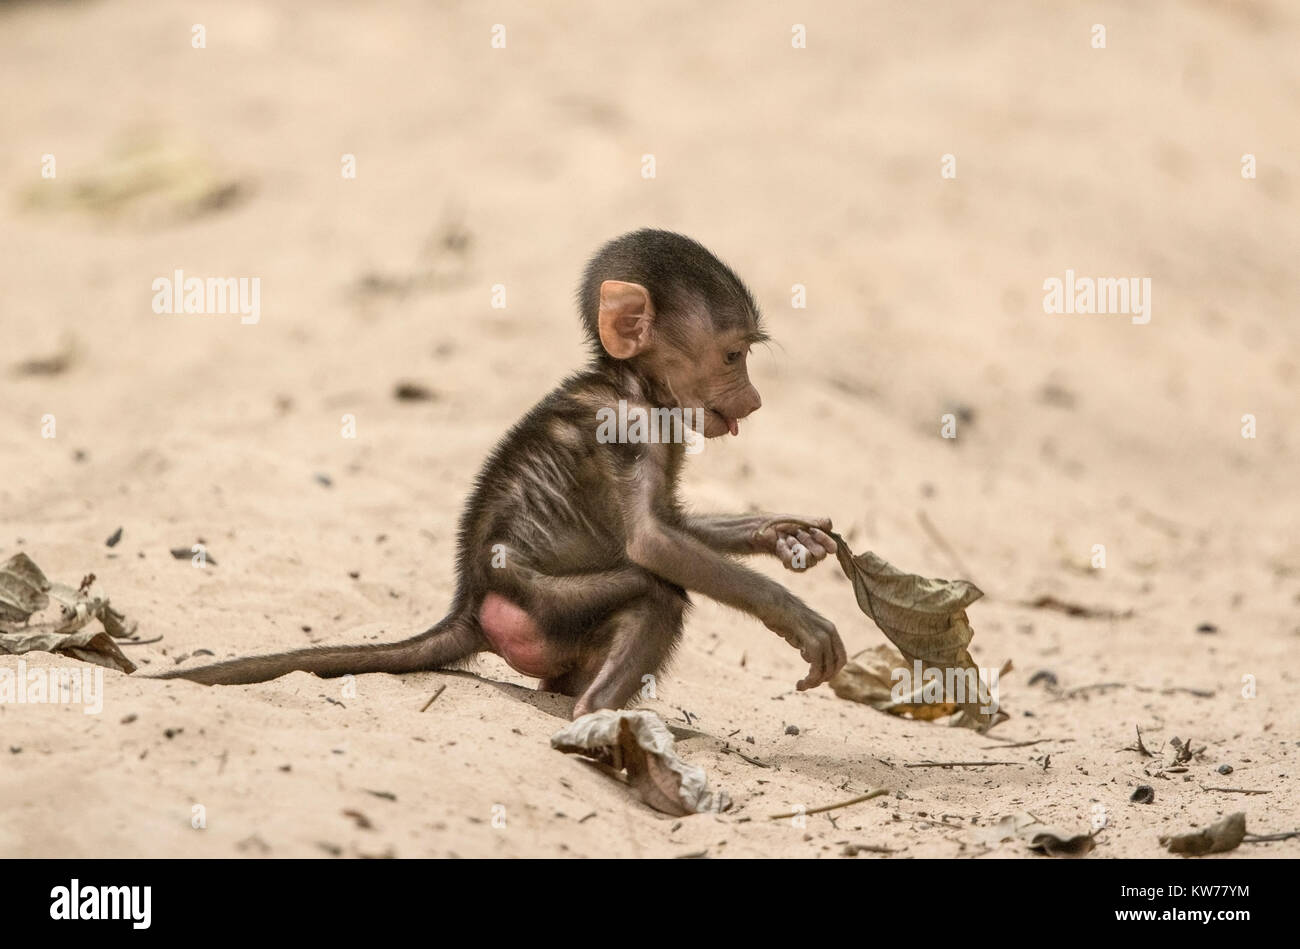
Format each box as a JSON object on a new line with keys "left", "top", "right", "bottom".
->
{"left": 551, "top": 709, "right": 729, "bottom": 816}
{"left": 0, "top": 553, "right": 50, "bottom": 621}
{"left": 0, "top": 627, "right": 137, "bottom": 673}
{"left": 830, "top": 643, "right": 959, "bottom": 720}
{"left": 816, "top": 530, "right": 1006, "bottom": 731}
{"left": 980, "top": 811, "right": 1097, "bottom": 857}
{"left": 1160, "top": 812, "right": 1246, "bottom": 856}
{"left": 0, "top": 554, "right": 139, "bottom": 673}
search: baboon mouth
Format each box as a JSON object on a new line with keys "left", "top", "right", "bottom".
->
{"left": 705, "top": 407, "right": 739, "bottom": 436}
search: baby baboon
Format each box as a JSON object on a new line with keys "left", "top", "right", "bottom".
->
{"left": 156, "top": 229, "right": 845, "bottom": 717}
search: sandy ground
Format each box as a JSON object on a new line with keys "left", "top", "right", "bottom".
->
{"left": 2, "top": 0, "right": 1297, "bottom": 858}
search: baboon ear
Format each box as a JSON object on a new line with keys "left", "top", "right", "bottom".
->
{"left": 597, "top": 280, "right": 654, "bottom": 359}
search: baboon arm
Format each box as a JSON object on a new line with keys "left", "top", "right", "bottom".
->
{"left": 622, "top": 458, "right": 781, "bottom": 617}
{"left": 680, "top": 514, "right": 766, "bottom": 554}
{"left": 623, "top": 456, "right": 846, "bottom": 690}
{"left": 682, "top": 513, "right": 839, "bottom": 567}
{"left": 628, "top": 519, "right": 785, "bottom": 620}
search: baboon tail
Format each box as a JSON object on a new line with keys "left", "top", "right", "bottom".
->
{"left": 149, "top": 611, "right": 483, "bottom": 686}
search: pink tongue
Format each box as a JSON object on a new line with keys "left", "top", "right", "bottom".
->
{"left": 727, "top": 418, "right": 739, "bottom": 436}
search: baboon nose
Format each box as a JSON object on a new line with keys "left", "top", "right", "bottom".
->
{"left": 738, "top": 387, "right": 762, "bottom": 418}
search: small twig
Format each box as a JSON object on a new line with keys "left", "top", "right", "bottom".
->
{"left": 916, "top": 510, "right": 975, "bottom": 582}
{"left": 1243, "top": 830, "right": 1299, "bottom": 842}
{"left": 1064, "top": 681, "right": 1127, "bottom": 697}
{"left": 904, "top": 760, "right": 1019, "bottom": 769}
{"left": 983, "top": 738, "right": 1060, "bottom": 750}
{"left": 1135, "top": 725, "right": 1152, "bottom": 756}
{"left": 894, "top": 813, "right": 965, "bottom": 830}
{"left": 841, "top": 842, "right": 898, "bottom": 855}
{"left": 121, "top": 636, "right": 164, "bottom": 646}
{"left": 1021, "top": 597, "right": 1133, "bottom": 620}
{"left": 1199, "top": 785, "right": 1269, "bottom": 795}
{"left": 419, "top": 685, "right": 447, "bottom": 712}
{"left": 723, "top": 746, "right": 772, "bottom": 769}
{"left": 1123, "top": 725, "right": 1154, "bottom": 757}
{"left": 768, "top": 788, "right": 888, "bottom": 820}
{"left": 1058, "top": 682, "right": 1213, "bottom": 701}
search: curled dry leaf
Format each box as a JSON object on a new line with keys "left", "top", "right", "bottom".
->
{"left": 830, "top": 643, "right": 961, "bottom": 721}
{"left": 1160, "top": 812, "right": 1246, "bottom": 856}
{"left": 0, "top": 552, "right": 50, "bottom": 621}
{"left": 551, "top": 709, "right": 730, "bottom": 817}
{"left": 0, "top": 553, "right": 139, "bottom": 673}
{"left": 0, "top": 627, "right": 137, "bottom": 673}
{"left": 980, "top": 811, "right": 1097, "bottom": 857}
{"left": 809, "top": 529, "right": 1006, "bottom": 731}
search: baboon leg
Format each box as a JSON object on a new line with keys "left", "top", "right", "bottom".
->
{"left": 479, "top": 566, "right": 654, "bottom": 678}
{"left": 518, "top": 566, "right": 654, "bottom": 628}
{"left": 569, "top": 582, "right": 688, "bottom": 719}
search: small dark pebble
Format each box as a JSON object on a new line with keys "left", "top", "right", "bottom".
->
{"left": 945, "top": 403, "right": 976, "bottom": 426}
{"left": 1217, "top": 764, "right": 1234, "bottom": 775}
{"left": 314, "top": 473, "right": 333, "bottom": 488}
{"left": 1028, "top": 670, "right": 1059, "bottom": 687}
{"left": 105, "top": 527, "right": 123, "bottom": 548}
{"left": 170, "top": 546, "right": 217, "bottom": 566}
{"left": 1039, "top": 382, "right": 1077, "bottom": 409}
{"left": 9, "top": 746, "right": 21, "bottom": 754}
{"left": 1131, "top": 785, "right": 1155, "bottom": 804}
{"left": 1196, "top": 622, "right": 1218, "bottom": 634}
{"left": 342, "top": 809, "right": 373, "bottom": 830}
{"left": 120, "top": 714, "right": 137, "bottom": 725}
{"left": 164, "top": 728, "right": 182, "bottom": 739}
{"left": 785, "top": 724, "right": 800, "bottom": 735}
{"left": 394, "top": 381, "right": 436, "bottom": 402}
{"left": 348, "top": 571, "right": 360, "bottom": 579}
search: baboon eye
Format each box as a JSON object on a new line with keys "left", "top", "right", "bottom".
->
{"left": 725, "top": 351, "right": 742, "bottom": 365}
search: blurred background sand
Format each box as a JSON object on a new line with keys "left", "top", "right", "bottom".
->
{"left": 1, "top": 0, "right": 1296, "bottom": 857}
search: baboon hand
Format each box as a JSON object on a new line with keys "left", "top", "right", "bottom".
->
{"left": 763, "top": 596, "right": 846, "bottom": 691}
{"left": 753, "top": 516, "right": 837, "bottom": 572}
